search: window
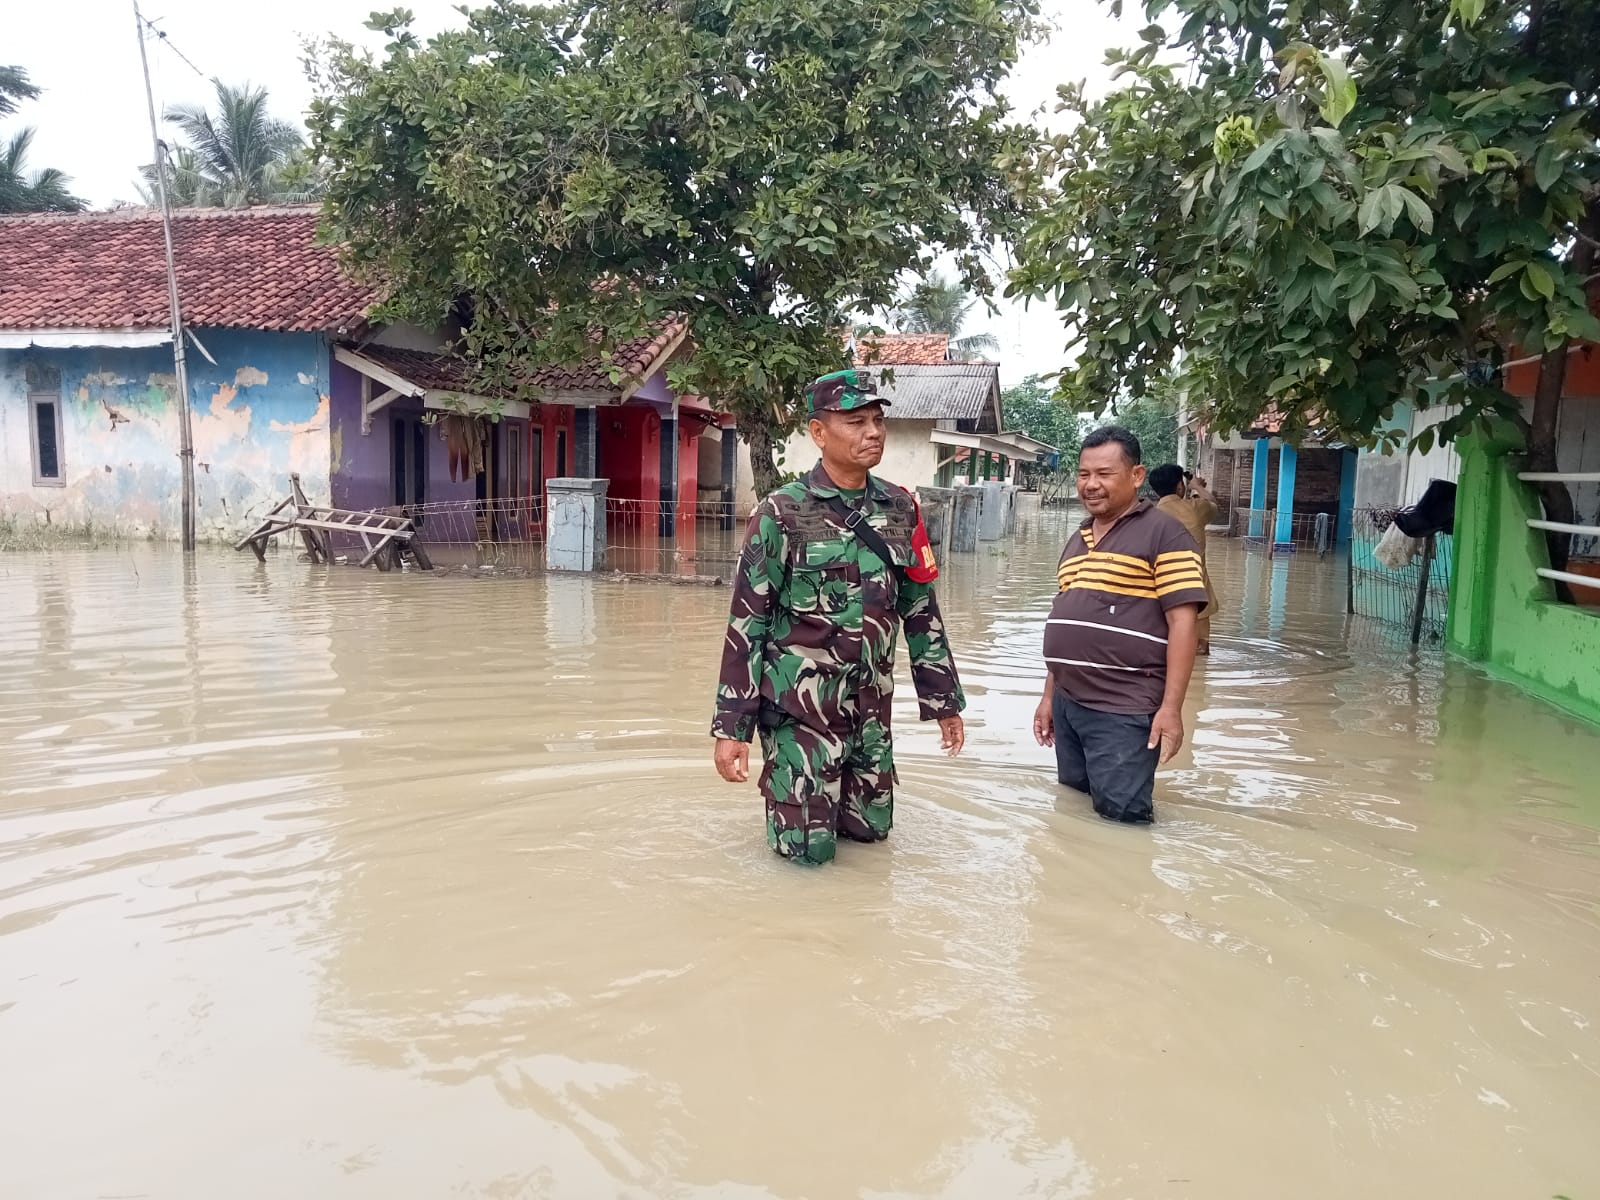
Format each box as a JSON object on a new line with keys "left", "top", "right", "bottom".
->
{"left": 392, "top": 416, "right": 426, "bottom": 510}
{"left": 29, "top": 393, "right": 65, "bottom": 486}
{"left": 556, "top": 430, "right": 568, "bottom": 478}
{"left": 531, "top": 429, "right": 545, "bottom": 493}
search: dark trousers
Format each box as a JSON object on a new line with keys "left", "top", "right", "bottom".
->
{"left": 1052, "top": 690, "right": 1158, "bottom": 824}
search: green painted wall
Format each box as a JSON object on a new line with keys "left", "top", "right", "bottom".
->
{"left": 1447, "top": 430, "right": 1600, "bottom": 726}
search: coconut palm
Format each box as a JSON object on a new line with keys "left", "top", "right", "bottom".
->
{"left": 892, "top": 270, "right": 1001, "bottom": 359}
{"left": 137, "top": 79, "right": 316, "bottom": 208}
{"left": 0, "top": 127, "right": 86, "bottom": 214}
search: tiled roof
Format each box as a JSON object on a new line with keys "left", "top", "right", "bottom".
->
{"left": 855, "top": 332, "right": 951, "bottom": 365}
{"left": 351, "top": 320, "right": 687, "bottom": 400}
{"left": 876, "top": 363, "right": 1000, "bottom": 422}
{"left": 0, "top": 205, "right": 378, "bottom": 333}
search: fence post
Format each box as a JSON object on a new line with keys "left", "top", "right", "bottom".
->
{"left": 1409, "top": 533, "right": 1436, "bottom": 644}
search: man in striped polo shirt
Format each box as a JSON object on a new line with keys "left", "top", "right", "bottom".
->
{"left": 1033, "top": 426, "right": 1208, "bottom": 823}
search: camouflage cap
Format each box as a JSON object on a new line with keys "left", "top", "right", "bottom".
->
{"left": 806, "top": 367, "right": 891, "bottom": 416}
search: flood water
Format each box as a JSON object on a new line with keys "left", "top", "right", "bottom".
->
{"left": 3, "top": 501, "right": 1598, "bottom": 1199}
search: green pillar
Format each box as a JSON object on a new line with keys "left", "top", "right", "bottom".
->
{"left": 966, "top": 449, "right": 977, "bottom": 483}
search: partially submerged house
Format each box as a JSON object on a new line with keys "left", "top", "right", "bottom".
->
{"left": 0, "top": 206, "right": 734, "bottom": 544}
{"left": 1448, "top": 330, "right": 1600, "bottom": 724}
{"left": 1190, "top": 414, "right": 1358, "bottom": 551}
{"left": 769, "top": 331, "right": 1054, "bottom": 496}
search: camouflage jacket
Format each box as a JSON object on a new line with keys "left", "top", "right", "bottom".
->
{"left": 711, "top": 462, "right": 966, "bottom": 741}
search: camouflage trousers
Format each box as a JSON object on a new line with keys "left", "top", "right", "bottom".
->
{"left": 757, "top": 717, "right": 896, "bottom": 866}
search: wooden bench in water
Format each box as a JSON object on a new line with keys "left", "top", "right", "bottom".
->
{"left": 235, "top": 474, "right": 434, "bottom": 572}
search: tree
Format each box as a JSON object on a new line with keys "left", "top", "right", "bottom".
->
{"left": 1003, "top": 373, "right": 1084, "bottom": 468}
{"left": 308, "top": 0, "right": 1042, "bottom": 497}
{"left": 1008, "top": 0, "right": 1600, "bottom": 575}
{"left": 892, "top": 270, "right": 1002, "bottom": 359}
{"left": 0, "top": 67, "right": 85, "bottom": 214}
{"left": 140, "top": 79, "right": 314, "bottom": 208}
{"left": 1, "top": 65, "right": 40, "bottom": 118}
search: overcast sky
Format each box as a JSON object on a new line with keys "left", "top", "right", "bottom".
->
{"left": 9, "top": 0, "right": 1142, "bottom": 381}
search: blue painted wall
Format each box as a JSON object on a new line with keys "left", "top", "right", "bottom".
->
{"left": 0, "top": 328, "right": 330, "bottom": 539}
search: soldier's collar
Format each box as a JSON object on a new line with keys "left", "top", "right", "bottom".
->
{"left": 805, "top": 462, "right": 889, "bottom": 501}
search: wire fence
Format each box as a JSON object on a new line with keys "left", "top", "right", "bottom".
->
{"left": 311, "top": 496, "right": 548, "bottom": 570}
{"left": 1347, "top": 507, "right": 1453, "bottom": 643}
{"left": 603, "top": 498, "right": 744, "bottom": 578}
{"left": 1228, "top": 508, "right": 1337, "bottom": 556}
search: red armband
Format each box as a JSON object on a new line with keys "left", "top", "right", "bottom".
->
{"left": 906, "top": 499, "right": 939, "bottom": 583}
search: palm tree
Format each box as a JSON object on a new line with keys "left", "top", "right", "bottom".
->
{"left": 138, "top": 79, "right": 315, "bottom": 208}
{"left": 1, "top": 67, "right": 85, "bottom": 214}
{"left": 0, "top": 127, "right": 86, "bottom": 214}
{"left": 891, "top": 270, "right": 1002, "bottom": 359}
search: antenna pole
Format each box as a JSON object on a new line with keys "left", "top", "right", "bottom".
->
{"left": 134, "top": 0, "right": 196, "bottom": 551}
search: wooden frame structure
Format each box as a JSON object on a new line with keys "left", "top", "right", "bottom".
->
{"left": 235, "top": 474, "right": 434, "bottom": 572}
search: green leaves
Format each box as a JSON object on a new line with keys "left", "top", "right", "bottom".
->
{"left": 1008, "top": 0, "right": 1600, "bottom": 453}
{"left": 1316, "top": 53, "right": 1357, "bottom": 129}
{"left": 313, "top": 0, "right": 1045, "bottom": 489}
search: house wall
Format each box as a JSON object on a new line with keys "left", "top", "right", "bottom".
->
{"left": 1448, "top": 431, "right": 1600, "bottom": 727}
{"left": 597, "top": 403, "right": 660, "bottom": 505}
{"left": 328, "top": 359, "right": 474, "bottom": 513}
{"left": 877, "top": 420, "right": 943, "bottom": 492}
{"left": 1, "top": 328, "right": 330, "bottom": 540}
{"left": 776, "top": 420, "right": 942, "bottom": 492}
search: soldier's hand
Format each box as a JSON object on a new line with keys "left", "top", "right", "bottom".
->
{"left": 713, "top": 737, "right": 750, "bottom": 783}
{"left": 1032, "top": 696, "right": 1055, "bottom": 747}
{"left": 937, "top": 715, "right": 965, "bottom": 758}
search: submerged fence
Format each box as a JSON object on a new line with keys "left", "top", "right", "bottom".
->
{"left": 1228, "top": 508, "right": 1337, "bottom": 557}
{"left": 1348, "top": 507, "right": 1453, "bottom": 644}
{"left": 603, "top": 498, "right": 744, "bottom": 577}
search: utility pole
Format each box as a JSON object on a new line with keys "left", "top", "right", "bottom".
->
{"left": 134, "top": 0, "right": 196, "bottom": 551}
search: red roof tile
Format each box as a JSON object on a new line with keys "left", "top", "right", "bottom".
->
{"left": 352, "top": 321, "right": 687, "bottom": 399}
{"left": 855, "top": 332, "right": 951, "bottom": 365}
{"left": 0, "top": 205, "right": 378, "bottom": 333}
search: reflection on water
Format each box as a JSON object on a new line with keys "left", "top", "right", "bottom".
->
{"left": 2, "top": 504, "right": 1598, "bottom": 1200}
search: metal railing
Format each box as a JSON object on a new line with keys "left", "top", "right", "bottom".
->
{"left": 1229, "top": 508, "right": 1336, "bottom": 557}
{"left": 1518, "top": 471, "right": 1600, "bottom": 598}
{"left": 603, "top": 497, "right": 744, "bottom": 578}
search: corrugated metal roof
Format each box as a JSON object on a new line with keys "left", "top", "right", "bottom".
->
{"left": 878, "top": 363, "right": 999, "bottom": 421}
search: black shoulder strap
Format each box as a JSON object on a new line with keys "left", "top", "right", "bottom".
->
{"left": 822, "top": 494, "right": 899, "bottom": 570}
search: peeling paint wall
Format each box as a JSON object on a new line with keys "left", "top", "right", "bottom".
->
{"left": 0, "top": 328, "right": 331, "bottom": 540}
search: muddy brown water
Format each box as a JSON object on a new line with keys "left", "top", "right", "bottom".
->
{"left": 2, "top": 502, "right": 1597, "bottom": 1199}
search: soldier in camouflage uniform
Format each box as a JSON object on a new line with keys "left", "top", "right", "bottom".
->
{"left": 711, "top": 367, "right": 966, "bottom": 865}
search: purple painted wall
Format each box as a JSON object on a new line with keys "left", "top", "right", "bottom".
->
{"left": 329, "top": 360, "right": 479, "bottom": 511}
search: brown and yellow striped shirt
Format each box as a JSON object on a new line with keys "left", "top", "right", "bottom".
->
{"left": 1043, "top": 501, "right": 1208, "bottom": 714}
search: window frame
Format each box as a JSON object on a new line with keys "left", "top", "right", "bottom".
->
{"left": 29, "top": 392, "right": 66, "bottom": 487}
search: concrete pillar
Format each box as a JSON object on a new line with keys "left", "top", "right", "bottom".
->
{"left": 574, "top": 408, "right": 598, "bottom": 478}
{"left": 1249, "top": 437, "right": 1271, "bottom": 537}
{"left": 659, "top": 413, "right": 678, "bottom": 537}
{"left": 1337, "top": 448, "right": 1357, "bottom": 544}
{"left": 917, "top": 485, "right": 955, "bottom": 558}
{"left": 1273, "top": 443, "right": 1298, "bottom": 551}
{"left": 978, "top": 480, "right": 1006, "bottom": 541}
{"left": 546, "top": 477, "right": 608, "bottom": 571}
{"left": 950, "top": 486, "right": 980, "bottom": 552}
{"left": 719, "top": 427, "right": 738, "bottom": 530}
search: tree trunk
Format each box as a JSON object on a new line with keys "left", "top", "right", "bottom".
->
{"left": 743, "top": 413, "right": 782, "bottom": 501}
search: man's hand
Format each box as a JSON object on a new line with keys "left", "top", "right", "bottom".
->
{"left": 1147, "top": 706, "right": 1185, "bottom": 764}
{"left": 713, "top": 737, "right": 750, "bottom": 783}
{"left": 937, "top": 715, "right": 965, "bottom": 757}
{"left": 1032, "top": 696, "right": 1054, "bottom": 747}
